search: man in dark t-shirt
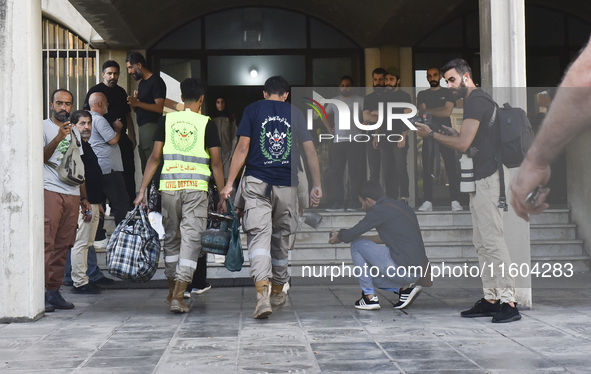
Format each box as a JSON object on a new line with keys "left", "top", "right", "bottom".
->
{"left": 416, "top": 59, "right": 520, "bottom": 323}
{"left": 134, "top": 78, "right": 225, "bottom": 314}
{"left": 126, "top": 52, "right": 167, "bottom": 170}
{"left": 416, "top": 67, "right": 462, "bottom": 212}
{"left": 84, "top": 60, "right": 136, "bottom": 206}
{"left": 363, "top": 68, "right": 387, "bottom": 183}
{"left": 220, "top": 76, "right": 322, "bottom": 320}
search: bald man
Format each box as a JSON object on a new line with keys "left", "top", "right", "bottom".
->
{"left": 88, "top": 92, "right": 128, "bottom": 224}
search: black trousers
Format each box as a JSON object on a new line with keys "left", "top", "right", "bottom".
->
{"left": 102, "top": 171, "right": 129, "bottom": 225}
{"left": 421, "top": 137, "right": 460, "bottom": 202}
{"left": 379, "top": 140, "right": 409, "bottom": 199}
{"left": 118, "top": 134, "right": 136, "bottom": 208}
{"left": 329, "top": 141, "right": 366, "bottom": 207}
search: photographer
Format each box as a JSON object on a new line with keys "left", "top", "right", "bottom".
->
{"left": 416, "top": 67, "right": 462, "bottom": 212}
{"left": 329, "top": 181, "right": 427, "bottom": 311}
{"left": 415, "top": 59, "right": 521, "bottom": 323}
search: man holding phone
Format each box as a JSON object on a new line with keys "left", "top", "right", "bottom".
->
{"left": 43, "top": 89, "right": 91, "bottom": 312}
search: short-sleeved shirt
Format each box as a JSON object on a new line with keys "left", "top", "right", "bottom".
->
{"left": 385, "top": 89, "right": 413, "bottom": 134}
{"left": 136, "top": 74, "right": 167, "bottom": 127}
{"left": 417, "top": 87, "right": 455, "bottom": 130}
{"left": 81, "top": 141, "right": 105, "bottom": 204}
{"left": 463, "top": 88, "right": 498, "bottom": 180}
{"left": 43, "top": 118, "right": 84, "bottom": 195}
{"left": 84, "top": 83, "right": 131, "bottom": 131}
{"left": 324, "top": 94, "right": 364, "bottom": 143}
{"left": 237, "top": 99, "right": 312, "bottom": 186}
{"left": 89, "top": 111, "right": 123, "bottom": 174}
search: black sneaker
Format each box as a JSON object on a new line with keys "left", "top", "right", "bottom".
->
{"left": 91, "top": 277, "right": 115, "bottom": 287}
{"left": 461, "top": 298, "right": 501, "bottom": 318}
{"left": 62, "top": 280, "right": 73, "bottom": 287}
{"left": 394, "top": 285, "right": 422, "bottom": 309}
{"left": 44, "top": 300, "right": 55, "bottom": 313}
{"left": 492, "top": 302, "right": 522, "bottom": 323}
{"left": 45, "top": 290, "right": 74, "bottom": 309}
{"left": 354, "top": 293, "right": 381, "bottom": 310}
{"left": 72, "top": 283, "right": 102, "bottom": 294}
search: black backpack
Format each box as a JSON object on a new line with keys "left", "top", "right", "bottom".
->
{"left": 486, "top": 100, "right": 535, "bottom": 210}
{"left": 491, "top": 103, "right": 535, "bottom": 168}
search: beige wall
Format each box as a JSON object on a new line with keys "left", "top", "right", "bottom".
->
{"left": 566, "top": 127, "right": 591, "bottom": 258}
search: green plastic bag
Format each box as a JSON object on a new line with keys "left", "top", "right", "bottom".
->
{"left": 224, "top": 199, "right": 244, "bottom": 272}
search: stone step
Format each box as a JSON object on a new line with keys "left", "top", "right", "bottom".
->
{"left": 287, "top": 223, "right": 578, "bottom": 243}
{"left": 307, "top": 208, "right": 570, "bottom": 228}
{"left": 288, "top": 240, "right": 585, "bottom": 262}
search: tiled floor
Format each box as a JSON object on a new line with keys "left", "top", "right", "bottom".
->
{"left": 1, "top": 274, "right": 591, "bottom": 373}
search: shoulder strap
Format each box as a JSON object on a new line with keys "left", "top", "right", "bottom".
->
{"left": 475, "top": 93, "right": 508, "bottom": 211}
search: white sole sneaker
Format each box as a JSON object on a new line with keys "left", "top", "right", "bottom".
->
{"left": 394, "top": 286, "right": 422, "bottom": 309}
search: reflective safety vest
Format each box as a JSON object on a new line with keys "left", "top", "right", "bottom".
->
{"left": 160, "top": 109, "right": 211, "bottom": 191}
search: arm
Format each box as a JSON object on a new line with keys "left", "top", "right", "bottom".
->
{"left": 128, "top": 97, "right": 165, "bottom": 115}
{"left": 510, "top": 39, "right": 591, "bottom": 219}
{"left": 302, "top": 140, "right": 322, "bottom": 207}
{"left": 208, "top": 147, "right": 226, "bottom": 211}
{"left": 126, "top": 112, "right": 137, "bottom": 149}
{"left": 79, "top": 182, "right": 91, "bottom": 215}
{"left": 133, "top": 141, "right": 164, "bottom": 207}
{"left": 416, "top": 119, "right": 479, "bottom": 153}
{"left": 220, "top": 136, "right": 250, "bottom": 200}
{"left": 363, "top": 110, "right": 379, "bottom": 123}
{"left": 43, "top": 124, "right": 70, "bottom": 162}
{"left": 426, "top": 102, "right": 454, "bottom": 118}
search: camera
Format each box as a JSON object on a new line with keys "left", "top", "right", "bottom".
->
{"left": 410, "top": 112, "right": 432, "bottom": 127}
{"left": 459, "top": 147, "right": 478, "bottom": 193}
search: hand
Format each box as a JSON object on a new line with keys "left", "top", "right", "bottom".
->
{"left": 127, "top": 95, "right": 139, "bottom": 108}
{"left": 112, "top": 118, "right": 124, "bottom": 132}
{"left": 415, "top": 123, "right": 432, "bottom": 138}
{"left": 510, "top": 158, "right": 551, "bottom": 221}
{"left": 328, "top": 231, "right": 341, "bottom": 244}
{"left": 58, "top": 122, "right": 71, "bottom": 141}
{"left": 397, "top": 136, "right": 406, "bottom": 149}
{"left": 309, "top": 186, "right": 322, "bottom": 208}
{"left": 80, "top": 198, "right": 91, "bottom": 215}
{"left": 217, "top": 200, "right": 227, "bottom": 214}
{"left": 81, "top": 206, "right": 92, "bottom": 222}
{"left": 220, "top": 185, "right": 233, "bottom": 201}
{"left": 372, "top": 136, "right": 379, "bottom": 149}
{"left": 133, "top": 190, "right": 146, "bottom": 209}
{"left": 441, "top": 125, "right": 459, "bottom": 136}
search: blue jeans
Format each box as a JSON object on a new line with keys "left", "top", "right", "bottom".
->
{"left": 64, "top": 246, "right": 105, "bottom": 284}
{"left": 350, "top": 239, "right": 418, "bottom": 295}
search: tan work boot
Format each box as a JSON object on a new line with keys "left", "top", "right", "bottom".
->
{"left": 166, "top": 278, "right": 175, "bottom": 304}
{"left": 254, "top": 280, "right": 272, "bottom": 319}
{"left": 270, "top": 282, "right": 287, "bottom": 309}
{"left": 170, "top": 280, "right": 190, "bottom": 313}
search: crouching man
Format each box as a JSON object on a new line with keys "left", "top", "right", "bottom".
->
{"left": 134, "top": 78, "right": 225, "bottom": 313}
{"left": 329, "top": 181, "right": 429, "bottom": 310}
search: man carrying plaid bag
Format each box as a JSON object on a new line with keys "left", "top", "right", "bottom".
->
{"left": 134, "top": 78, "right": 225, "bottom": 313}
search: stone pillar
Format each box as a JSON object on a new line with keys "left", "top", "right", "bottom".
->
{"left": 479, "top": 0, "right": 532, "bottom": 308}
{"left": 0, "top": 0, "right": 45, "bottom": 321}
{"left": 364, "top": 48, "right": 380, "bottom": 95}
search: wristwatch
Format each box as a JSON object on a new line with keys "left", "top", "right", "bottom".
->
{"left": 428, "top": 130, "right": 435, "bottom": 138}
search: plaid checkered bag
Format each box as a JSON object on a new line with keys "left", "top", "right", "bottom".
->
{"left": 106, "top": 206, "right": 160, "bottom": 282}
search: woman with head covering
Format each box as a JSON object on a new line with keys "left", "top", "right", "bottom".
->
{"left": 211, "top": 97, "right": 237, "bottom": 180}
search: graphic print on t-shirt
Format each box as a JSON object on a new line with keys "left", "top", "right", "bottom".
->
{"left": 170, "top": 121, "right": 198, "bottom": 152}
{"left": 259, "top": 115, "right": 292, "bottom": 164}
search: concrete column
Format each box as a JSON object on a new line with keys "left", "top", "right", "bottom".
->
{"left": 364, "top": 48, "right": 381, "bottom": 95}
{"left": 479, "top": 0, "right": 532, "bottom": 308}
{"left": 0, "top": 0, "right": 45, "bottom": 322}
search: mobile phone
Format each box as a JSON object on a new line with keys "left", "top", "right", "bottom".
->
{"left": 525, "top": 185, "right": 542, "bottom": 205}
